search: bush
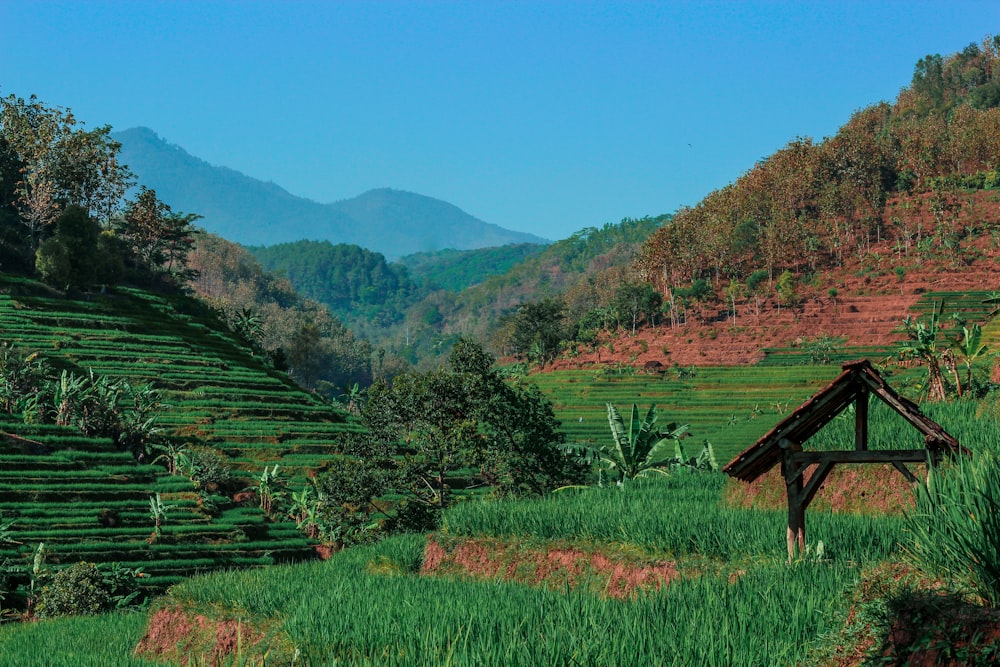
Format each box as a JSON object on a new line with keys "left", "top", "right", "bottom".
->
{"left": 905, "top": 450, "right": 1000, "bottom": 606}
{"left": 35, "top": 238, "right": 72, "bottom": 287}
{"left": 182, "top": 446, "right": 234, "bottom": 493}
{"left": 35, "top": 562, "right": 143, "bottom": 617}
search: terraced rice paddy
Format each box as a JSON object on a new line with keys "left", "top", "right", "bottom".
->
{"left": 0, "top": 276, "right": 361, "bottom": 589}
{"left": 0, "top": 278, "right": 357, "bottom": 476}
{"left": 531, "top": 366, "right": 842, "bottom": 462}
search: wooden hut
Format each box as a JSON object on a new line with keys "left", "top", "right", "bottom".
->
{"left": 723, "top": 359, "right": 962, "bottom": 561}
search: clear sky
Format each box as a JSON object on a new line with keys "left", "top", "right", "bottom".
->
{"left": 1, "top": 1, "right": 996, "bottom": 241}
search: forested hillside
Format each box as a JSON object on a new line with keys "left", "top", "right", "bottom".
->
{"left": 397, "top": 243, "right": 546, "bottom": 293}
{"left": 250, "top": 241, "right": 421, "bottom": 328}
{"left": 383, "top": 215, "right": 670, "bottom": 366}
{"left": 187, "top": 235, "right": 379, "bottom": 390}
{"left": 478, "top": 38, "right": 1000, "bottom": 371}
{"left": 638, "top": 37, "right": 1000, "bottom": 296}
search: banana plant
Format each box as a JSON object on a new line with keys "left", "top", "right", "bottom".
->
{"left": 952, "top": 322, "right": 989, "bottom": 396}
{"left": 601, "top": 403, "right": 691, "bottom": 482}
{"left": 288, "top": 484, "right": 321, "bottom": 539}
{"left": 257, "top": 464, "right": 285, "bottom": 518}
{"left": 148, "top": 493, "right": 173, "bottom": 539}
{"left": 150, "top": 440, "right": 191, "bottom": 476}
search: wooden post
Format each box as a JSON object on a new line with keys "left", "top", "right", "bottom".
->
{"left": 781, "top": 442, "right": 805, "bottom": 562}
{"left": 855, "top": 385, "right": 869, "bottom": 451}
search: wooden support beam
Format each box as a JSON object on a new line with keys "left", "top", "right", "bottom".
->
{"left": 789, "top": 449, "right": 929, "bottom": 465}
{"left": 800, "top": 460, "right": 835, "bottom": 509}
{"left": 855, "top": 387, "right": 869, "bottom": 451}
{"left": 891, "top": 460, "right": 919, "bottom": 484}
{"left": 768, "top": 381, "right": 859, "bottom": 448}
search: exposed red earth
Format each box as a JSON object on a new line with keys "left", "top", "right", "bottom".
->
{"left": 421, "top": 535, "right": 682, "bottom": 599}
{"left": 135, "top": 606, "right": 268, "bottom": 666}
{"left": 549, "top": 191, "right": 1000, "bottom": 370}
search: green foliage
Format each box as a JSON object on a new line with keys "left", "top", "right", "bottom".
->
{"left": 179, "top": 446, "right": 233, "bottom": 493}
{"left": 776, "top": 270, "right": 799, "bottom": 307}
{"left": 0, "top": 345, "right": 48, "bottom": 414}
{"left": 256, "top": 464, "right": 285, "bottom": 518}
{"left": 250, "top": 240, "right": 420, "bottom": 326}
{"left": 189, "top": 233, "right": 374, "bottom": 392}
{"left": 803, "top": 333, "right": 846, "bottom": 365}
{"left": 951, "top": 321, "right": 990, "bottom": 396}
{"left": 0, "top": 346, "right": 165, "bottom": 455}
{"left": 35, "top": 562, "right": 143, "bottom": 618}
{"left": 906, "top": 449, "right": 1000, "bottom": 607}
{"left": 506, "top": 297, "right": 571, "bottom": 367}
{"left": 147, "top": 493, "right": 171, "bottom": 539}
{"left": 613, "top": 281, "right": 662, "bottom": 334}
{"left": 898, "top": 309, "right": 948, "bottom": 401}
{"left": 115, "top": 187, "right": 200, "bottom": 282}
{"left": 0, "top": 93, "right": 130, "bottom": 251}
{"left": 573, "top": 403, "right": 705, "bottom": 483}
{"left": 398, "top": 243, "right": 545, "bottom": 292}
{"left": 746, "top": 269, "right": 769, "bottom": 294}
{"left": 363, "top": 339, "right": 584, "bottom": 506}
{"left": 34, "top": 236, "right": 72, "bottom": 287}
{"left": 428, "top": 216, "right": 669, "bottom": 359}
{"left": 316, "top": 457, "right": 394, "bottom": 546}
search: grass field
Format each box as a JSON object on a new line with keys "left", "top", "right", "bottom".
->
{"left": 1, "top": 474, "right": 904, "bottom": 666}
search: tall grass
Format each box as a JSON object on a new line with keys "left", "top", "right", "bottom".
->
{"left": 164, "top": 534, "right": 854, "bottom": 667}
{"left": 906, "top": 447, "right": 1000, "bottom": 606}
{"left": 0, "top": 611, "right": 158, "bottom": 667}
{"left": 442, "top": 475, "right": 907, "bottom": 562}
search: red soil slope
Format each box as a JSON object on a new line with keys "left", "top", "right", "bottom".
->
{"left": 550, "top": 191, "right": 1000, "bottom": 369}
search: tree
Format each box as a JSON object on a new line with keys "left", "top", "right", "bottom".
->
{"left": 115, "top": 187, "right": 199, "bottom": 279}
{"left": 509, "top": 298, "right": 570, "bottom": 367}
{"left": 450, "top": 339, "right": 586, "bottom": 496}
{"left": 613, "top": 282, "right": 662, "bottom": 334}
{"left": 898, "top": 310, "right": 948, "bottom": 401}
{"left": 746, "top": 269, "right": 769, "bottom": 321}
{"left": 361, "top": 339, "right": 584, "bottom": 507}
{"left": 35, "top": 204, "right": 101, "bottom": 289}
{"left": 725, "top": 279, "right": 743, "bottom": 324}
{"left": 0, "top": 94, "right": 73, "bottom": 248}
{"left": 776, "top": 270, "right": 799, "bottom": 309}
{"left": 364, "top": 367, "right": 478, "bottom": 509}
{"left": 0, "top": 94, "right": 130, "bottom": 248}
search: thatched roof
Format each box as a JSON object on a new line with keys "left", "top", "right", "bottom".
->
{"left": 723, "top": 359, "right": 960, "bottom": 482}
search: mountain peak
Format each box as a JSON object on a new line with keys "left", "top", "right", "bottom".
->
{"left": 113, "top": 130, "right": 548, "bottom": 257}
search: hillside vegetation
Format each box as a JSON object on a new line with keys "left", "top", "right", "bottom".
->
{"left": 4, "top": 36, "right": 1000, "bottom": 667}
{"left": 397, "top": 243, "right": 546, "bottom": 292}
{"left": 0, "top": 274, "right": 347, "bottom": 596}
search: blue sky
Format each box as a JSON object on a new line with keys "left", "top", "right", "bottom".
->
{"left": 1, "top": 1, "right": 996, "bottom": 242}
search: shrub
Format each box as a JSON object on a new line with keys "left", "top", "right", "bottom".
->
{"left": 182, "top": 446, "right": 234, "bottom": 493}
{"left": 905, "top": 450, "right": 1000, "bottom": 606}
{"left": 35, "top": 562, "right": 143, "bottom": 617}
{"left": 35, "top": 238, "right": 72, "bottom": 287}
{"left": 776, "top": 271, "right": 799, "bottom": 307}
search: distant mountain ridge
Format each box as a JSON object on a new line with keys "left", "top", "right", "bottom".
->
{"left": 113, "top": 127, "right": 547, "bottom": 258}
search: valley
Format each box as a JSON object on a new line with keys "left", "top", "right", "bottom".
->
{"left": 1, "top": 31, "right": 1000, "bottom": 667}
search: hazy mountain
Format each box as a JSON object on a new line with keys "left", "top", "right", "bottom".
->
{"left": 113, "top": 127, "right": 548, "bottom": 258}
